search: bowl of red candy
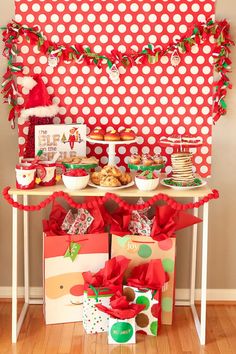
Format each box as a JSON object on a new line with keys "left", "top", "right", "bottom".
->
{"left": 62, "top": 169, "right": 90, "bottom": 190}
{"left": 135, "top": 170, "right": 159, "bottom": 191}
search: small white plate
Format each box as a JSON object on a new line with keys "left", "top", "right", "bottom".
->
{"left": 160, "top": 178, "right": 207, "bottom": 190}
{"left": 88, "top": 181, "right": 134, "bottom": 190}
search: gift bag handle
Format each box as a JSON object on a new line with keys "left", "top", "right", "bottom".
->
{"left": 89, "top": 285, "right": 99, "bottom": 302}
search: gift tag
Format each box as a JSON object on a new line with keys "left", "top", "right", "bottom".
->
{"left": 64, "top": 242, "right": 81, "bottom": 262}
{"left": 48, "top": 54, "right": 59, "bottom": 68}
{"left": 109, "top": 64, "right": 120, "bottom": 83}
{"left": 170, "top": 50, "right": 181, "bottom": 67}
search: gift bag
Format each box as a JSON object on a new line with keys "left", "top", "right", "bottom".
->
{"left": 123, "top": 286, "right": 160, "bottom": 336}
{"left": 83, "top": 287, "right": 114, "bottom": 334}
{"left": 111, "top": 235, "right": 176, "bottom": 325}
{"left": 109, "top": 318, "right": 136, "bottom": 344}
{"left": 43, "top": 232, "right": 109, "bottom": 324}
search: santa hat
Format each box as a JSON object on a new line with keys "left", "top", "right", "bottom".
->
{"left": 18, "top": 75, "right": 60, "bottom": 120}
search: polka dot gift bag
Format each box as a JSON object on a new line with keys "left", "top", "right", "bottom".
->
{"left": 111, "top": 205, "right": 202, "bottom": 325}
{"left": 82, "top": 256, "right": 130, "bottom": 334}
{"left": 123, "top": 259, "right": 169, "bottom": 336}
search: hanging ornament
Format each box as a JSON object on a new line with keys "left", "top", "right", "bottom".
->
{"left": 171, "top": 49, "right": 181, "bottom": 67}
{"left": 48, "top": 54, "right": 59, "bottom": 68}
{"left": 108, "top": 64, "right": 120, "bottom": 83}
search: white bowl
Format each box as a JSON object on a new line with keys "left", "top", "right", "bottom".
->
{"left": 62, "top": 174, "right": 90, "bottom": 190}
{"left": 135, "top": 176, "right": 159, "bottom": 191}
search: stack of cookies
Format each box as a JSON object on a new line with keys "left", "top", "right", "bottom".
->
{"left": 171, "top": 152, "right": 194, "bottom": 185}
{"left": 91, "top": 165, "right": 132, "bottom": 187}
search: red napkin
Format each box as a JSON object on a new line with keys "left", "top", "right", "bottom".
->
{"left": 83, "top": 256, "right": 131, "bottom": 291}
{"left": 96, "top": 291, "right": 145, "bottom": 319}
{"left": 151, "top": 205, "right": 202, "bottom": 241}
{"left": 127, "top": 259, "right": 169, "bottom": 290}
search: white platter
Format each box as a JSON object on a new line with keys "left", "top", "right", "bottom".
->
{"left": 160, "top": 178, "right": 207, "bottom": 191}
{"left": 88, "top": 181, "right": 134, "bottom": 190}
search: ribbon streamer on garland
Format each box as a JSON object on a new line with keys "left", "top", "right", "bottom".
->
{"left": 1, "top": 18, "right": 234, "bottom": 126}
{"left": 2, "top": 186, "right": 219, "bottom": 212}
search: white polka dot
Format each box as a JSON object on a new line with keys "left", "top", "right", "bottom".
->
{"left": 166, "top": 127, "right": 174, "bottom": 135}
{"left": 161, "top": 14, "right": 169, "bottom": 23}
{"left": 184, "top": 96, "right": 192, "bottom": 105}
{"left": 178, "top": 126, "right": 186, "bottom": 134}
{"left": 204, "top": 4, "right": 212, "bottom": 12}
{"left": 137, "top": 35, "right": 145, "bottom": 43}
{"left": 161, "top": 35, "right": 169, "bottom": 44}
{"left": 167, "top": 3, "right": 176, "bottom": 12}
{"left": 44, "top": 3, "right": 53, "bottom": 12}
{"left": 190, "top": 107, "right": 198, "bottom": 115}
{"left": 203, "top": 45, "right": 212, "bottom": 54}
{"left": 189, "top": 127, "right": 197, "bottom": 134}
{"left": 155, "top": 25, "right": 163, "bottom": 33}
{"left": 173, "top": 14, "right": 181, "bottom": 23}
{"left": 172, "top": 117, "right": 180, "bottom": 125}
{"left": 26, "top": 14, "right": 35, "bottom": 23}
{"left": 184, "top": 117, "right": 192, "bottom": 125}
{"left": 20, "top": 3, "right": 28, "bottom": 12}
{"left": 167, "top": 25, "right": 176, "bottom": 33}
{"left": 160, "top": 97, "right": 168, "bottom": 105}
{"left": 75, "top": 14, "right": 84, "bottom": 23}
{"left": 186, "top": 14, "right": 193, "bottom": 23}
{"left": 32, "top": 3, "right": 40, "bottom": 12}
{"left": 143, "top": 24, "right": 151, "bottom": 33}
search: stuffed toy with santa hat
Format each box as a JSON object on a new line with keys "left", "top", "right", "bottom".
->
{"left": 18, "top": 75, "right": 60, "bottom": 157}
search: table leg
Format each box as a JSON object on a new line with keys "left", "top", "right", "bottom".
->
{"left": 190, "top": 197, "right": 199, "bottom": 305}
{"left": 200, "top": 201, "right": 209, "bottom": 345}
{"left": 23, "top": 195, "right": 29, "bottom": 304}
{"left": 190, "top": 201, "right": 209, "bottom": 345}
{"left": 12, "top": 195, "right": 18, "bottom": 343}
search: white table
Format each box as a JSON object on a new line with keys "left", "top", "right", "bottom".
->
{"left": 8, "top": 182, "right": 212, "bottom": 344}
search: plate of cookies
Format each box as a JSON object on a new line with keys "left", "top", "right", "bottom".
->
{"left": 89, "top": 165, "right": 134, "bottom": 190}
{"left": 161, "top": 177, "right": 207, "bottom": 190}
{"left": 62, "top": 156, "right": 99, "bottom": 169}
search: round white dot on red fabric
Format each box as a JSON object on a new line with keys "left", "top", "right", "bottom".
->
{"left": 196, "top": 97, "right": 204, "bottom": 105}
{"left": 201, "top": 146, "right": 209, "bottom": 155}
{"left": 75, "top": 35, "right": 84, "bottom": 43}
{"left": 149, "top": 14, "right": 157, "bottom": 23}
{"left": 197, "top": 76, "right": 205, "bottom": 85}
{"left": 166, "top": 86, "right": 174, "bottom": 95}
{"left": 186, "top": 14, "right": 194, "bottom": 23}
{"left": 192, "top": 3, "right": 200, "bottom": 12}
{"left": 160, "top": 97, "right": 168, "bottom": 105}
{"left": 142, "top": 106, "right": 150, "bottom": 115}
{"left": 38, "top": 14, "right": 47, "bottom": 22}
{"left": 167, "top": 25, "right": 176, "bottom": 33}
{"left": 21, "top": 46, "right": 29, "bottom": 54}
{"left": 70, "top": 106, "right": 79, "bottom": 115}
{"left": 59, "top": 107, "right": 66, "bottom": 115}
{"left": 100, "top": 96, "right": 109, "bottom": 105}
{"left": 201, "top": 126, "right": 209, "bottom": 135}
{"left": 167, "top": 3, "right": 176, "bottom": 12}
{"left": 178, "top": 126, "right": 186, "bottom": 135}
{"left": 44, "top": 3, "right": 53, "bottom": 12}
{"left": 130, "top": 107, "right": 138, "bottom": 115}
{"left": 160, "top": 76, "right": 169, "bottom": 85}
{"left": 172, "top": 97, "right": 181, "bottom": 105}
{"left": 112, "top": 14, "right": 120, "bottom": 23}
{"left": 166, "top": 106, "right": 174, "bottom": 115}
{"left": 165, "top": 126, "right": 174, "bottom": 135}
{"left": 142, "top": 146, "right": 150, "bottom": 154}
{"left": 190, "top": 66, "right": 199, "bottom": 75}
{"left": 190, "top": 86, "right": 198, "bottom": 95}
{"left": 200, "top": 166, "right": 208, "bottom": 174}
{"left": 34, "top": 66, "right": 42, "bottom": 74}
{"left": 184, "top": 76, "right": 193, "bottom": 85}
{"left": 45, "top": 25, "right": 53, "bottom": 33}
{"left": 130, "top": 3, "right": 139, "bottom": 12}
{"left": 189, "top": 126, "right": 198, "bottom": 135}
{"left": 148, "top": 117, "right": 156, "bottom": 125}
{"left": 178, "top": 107, "right": 187, "bottom": 116}
{"left": 75, "top": 14, "right": 84, "bottom": 23}
{"left": 148, "top": 96, "right": 157, "bottom": 105}
{"left": 184, "top": 96, "right": 192, "bottom": 105}
{"left": 160, "top": 117, "right": 168, "bottom": 125}
{"left": 202, "top": 107, "right": 210, "bottom": 115}
{"left": 160, "top": 56, "right": 169, "bottom": 65}
{"left": 155, "top": 24, "right": 163, "bottom": 33}
{"left": 190, "top": 107, "right": 198, "bottom": 115}
{"left": 136, "top": 96, "right": 144, "bottom": 105}
{"left": 148, "top": 136, "right": 156, "bottom": 145}
{"left": 27, "top": 56, "right": 36, "bottom": 65}
{"left": 161, "top": 35, "right": 170, "bottom": 44}
{"left": 32, "top": 3, "right": 40, "bottom": 12}
{"left": 82, "top": 106, "right": 91, "bottom": 115}
{"left": 26, "top": 14, "right": 35, "bottom": 23}
{"left": 143, "top": 24, "right": 151, "bottom": 33}
{"left": 19, "top": 3, "right": 28, "bottom": 12}
{"left": 124, "top": 14, "right": 133, "bottom": 23}
{"left": 161, "top": 14, "right": 169, "bottom": 23}
{"left": 58, "top": 86, "right": 66, "bottom": 95}
{"left": 179, "top": 3, "right": 188, "bottom": 12}
{"left": 82, "top": 86, "right": 90, "bottom": 95}
{"left": 155, "top": 3, "right": 163, "bottom": 12}
{"left": 118, "top": 106, "right": 127, "bottom": 115}
{"left": 137, "top": 14, "right": 145, "bottom": 23}
{"left": 136, "top": 76, "right": 145, "bottom": 85}
{"left": 196, "top": 117, "right": 204, "bottom": 125}
{"left": 184, "top": 116, "right": 192, "bottom": 125}
{"left": 64, "top": 35, "right": 72, "bottom": 43}
{"left": 204, "top": 3, "right": 213, "bottom": 12}
{"left": 81, "top": 24, "right": 90, "bottom": 33}
{"left": 154, "top": 86, "right": 162, "bottom": 95}
{"left": 118, "top": 3, "right": 126, "bottom": 12}
{"left": 172, "top": 117, "right": 180, "bottom": 125}
{"left": 203, "top": 45, "right": 211, "bottom": 54}
{"left": 154, "top": 107, "right": 163, "bottom": 115}
{"left": 15, "top": 14, "right": 22, "bottom": 22}
{"left": 100, "top": 14, "right": 109, "bottom": 23}
{"left": 172, "top": 76, "right": 181, "bottom": 85}
{"left": 198, "top": 14, "right": 206, "bottom": 22}
{"left": 142, "top": 86, "right": 150, "bottom": 95}
{"left": 154, "top": 126, "right": 162, "bottom": 135}
{"left": 57, "top": 3, "right": 65, "bottom": 12}
{"left": 195, "top": 156, "right": 203, "bottom": 165}
{"left": 173, "top": 14, "right": 181, "bottom": 23}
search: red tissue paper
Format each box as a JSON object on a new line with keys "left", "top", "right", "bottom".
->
{"left": 126, "top": 259, "right": 169, "bottom": 291}
{"left": 96, "top": 291, "right": 145, "bottom": 320}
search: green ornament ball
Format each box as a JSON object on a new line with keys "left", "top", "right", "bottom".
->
{"left": 110, "top": 322, "right": 133, "bottom": 343}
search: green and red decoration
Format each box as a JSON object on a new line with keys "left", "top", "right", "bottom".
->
{"left": 1, "top": 18, "right": 234, "bottom": 126}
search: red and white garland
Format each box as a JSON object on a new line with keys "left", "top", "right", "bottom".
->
{"left": 2, "top": 186, "right": 219, "bottom": 212}
{"left": 1, "top": 18, "right": 234, "bottom": 126}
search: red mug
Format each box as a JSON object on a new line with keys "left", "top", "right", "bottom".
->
{"left": 15, "top": 163, "right": 46, "bottom": 190}
{"left": 38, "top": 161, "right": 66, "bottom": 186}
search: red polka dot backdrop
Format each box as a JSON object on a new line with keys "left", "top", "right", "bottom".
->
{"left": 14, "top": 0, "right": 216, "bottom": 177}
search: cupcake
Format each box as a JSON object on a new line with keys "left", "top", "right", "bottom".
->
{"left": 142, "top": 154, "right": 153, "bottom": 166}
{"left": 152, "top": 155, "right": 164, "bottom": 165}
{"left": 130, "top": 154, "right": 141, "bottom": 165}
{"left": 104, "top": 129, "right": 120, "bottom": 141}
{"left": 120, "top": 128, "right": 135, "bottom": 141}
